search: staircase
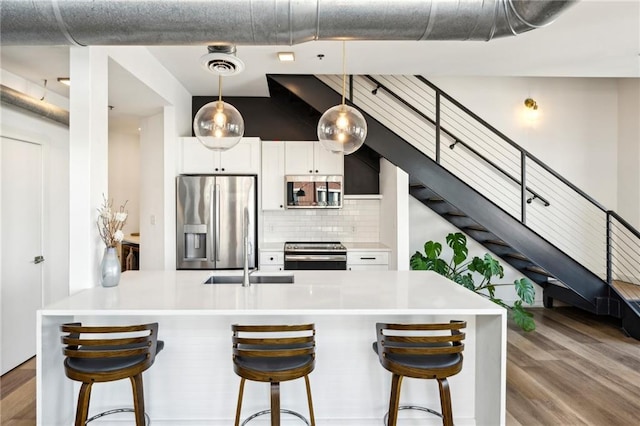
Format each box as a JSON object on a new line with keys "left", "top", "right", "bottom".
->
{"left": 266, "top": 74, "right": 640, "bottom": 339}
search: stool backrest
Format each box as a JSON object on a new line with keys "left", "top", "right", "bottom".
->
{"left": 375, "top": 321, "right": 466, "bottom": 377}
{"left": 232, "top": 324, "right": 316, "bottom": 359}
{"left": 60, "top": 322, "right": 160, "bottom": 374}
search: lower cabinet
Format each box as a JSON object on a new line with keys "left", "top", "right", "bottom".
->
{"left": 347, "top": 251, "right": 389, "bottom": 271}
{"left": 259, "top": 250, "right": 284, "bottom": 271}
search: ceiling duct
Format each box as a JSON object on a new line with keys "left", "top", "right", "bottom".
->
{"left": 0, "top": 0, "right": 577, "bottom": 46}
{"left": 0, "top": 84, "right": 69, "bottom": 126}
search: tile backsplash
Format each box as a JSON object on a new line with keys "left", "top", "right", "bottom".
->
{"left": 263, "top": 198, "right": 380, "bottom": 243}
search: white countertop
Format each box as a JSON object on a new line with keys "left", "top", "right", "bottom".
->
{"left": 41, "top": 270, "right": 503, "bottom": 316}
{"left": 343, "top": 242, "right": 390, "bottom": 251}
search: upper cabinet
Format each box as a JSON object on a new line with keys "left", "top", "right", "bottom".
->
{"left": 284, "top": 141, "right": 343, "bottom": 175}
{"left": 180, "top": 137, "right": 260, "bottom": 174}
{"left": 261, "top": 141, "right": 286, "bottom": 210}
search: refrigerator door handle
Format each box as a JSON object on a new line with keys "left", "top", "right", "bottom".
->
{"left": 215, "top": 183, "right": 221, "bottom": 262}
{"left": 210, "top": 183, "right": 215, "bottom": 263}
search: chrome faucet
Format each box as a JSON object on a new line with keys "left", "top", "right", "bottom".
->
{"left": 242, "top": 207, "right": 252, "bottom": 287}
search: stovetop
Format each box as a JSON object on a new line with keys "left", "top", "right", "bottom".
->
{"left": 284, "top": 241, "right": 347, "bottom": 252}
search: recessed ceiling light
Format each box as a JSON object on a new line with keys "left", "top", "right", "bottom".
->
{"left": 278, "top": 52, "right": 295, "bottom": 62}
{"left": 57, "top": 77, "right": 70, "bottom": 86}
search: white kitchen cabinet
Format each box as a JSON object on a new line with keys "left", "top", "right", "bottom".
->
{"left": 284, "top": 141, "right": 343, "bottom": 175}
{"left": 259, "top": 250, "right": 284, "bottom": 271}
{"left": 180, "top": 137, "right": 260, "bottom": 174}
{"left": 347, "top": 251, "right": 389, "bottom": 271}
{"left": 261, "top": 141, "right": 285, "bottom": 210}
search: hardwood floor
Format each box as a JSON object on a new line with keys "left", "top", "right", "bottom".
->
{"left": 2, "top": 307, "right": 640, "bottom": 425}
{"left": 0, "top": 358, "right": 36, "bottom": 425}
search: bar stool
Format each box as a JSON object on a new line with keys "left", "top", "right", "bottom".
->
{"left": 60, "top": 322, "right": 164, "bottom": 426}
{"left": 232, "top": 323, "right": 316, "bottom": 426}
{"left": 373, "top": 321, "right": 466, "bottom": 426}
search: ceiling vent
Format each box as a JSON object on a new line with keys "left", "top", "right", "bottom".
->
{"left": 199, "top": 45, "right": 245, "bottom": 76}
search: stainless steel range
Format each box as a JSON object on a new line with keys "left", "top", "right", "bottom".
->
{"left": 284, "top": 241, "right": 347, "bottom": 270}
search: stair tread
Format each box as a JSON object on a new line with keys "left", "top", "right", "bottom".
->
{"left": 484, "top": 239, "right": 510, "bottom": 247}
{"left": 443, "top": 211, "right": 467, "bottom": 217}
{"left": 525, "top": 266, "right": 554, "bottom": 277}
{"left": 464, "top": 224, "right": 488, "bottom": 232}
{"left": 503, "top": 252, "right": 529, "bottom": 261}
{"left": 611, "top": 280, "right": 640, "bottom": 302}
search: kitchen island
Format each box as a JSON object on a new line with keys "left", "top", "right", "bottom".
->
{"left": 37, "top": 270, "right": 506, "bottom": 425}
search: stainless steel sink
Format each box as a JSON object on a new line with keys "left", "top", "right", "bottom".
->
{"left": 203, "top": 274, "right": 294, "bottom": 284}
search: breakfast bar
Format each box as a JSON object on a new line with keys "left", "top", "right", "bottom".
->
{"left": 37, "top": 270, "right": 506, "bottom": 425}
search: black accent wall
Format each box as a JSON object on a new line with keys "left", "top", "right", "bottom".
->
{"left": 192, "top": 89, "right": 381, "bottom": 194}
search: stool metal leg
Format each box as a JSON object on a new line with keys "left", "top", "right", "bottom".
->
{"left": 240, "top": 409, "right": 311, "bottom": 426}
{"left": 85, "top": 408, "right": 151, "bottom": 425}
{"left": 383, "top": 406, "right": 444, "bottom": 425}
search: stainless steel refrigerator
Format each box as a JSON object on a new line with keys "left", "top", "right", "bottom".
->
{"left": 176, "top": 175, "right": 257, "bottom": 270}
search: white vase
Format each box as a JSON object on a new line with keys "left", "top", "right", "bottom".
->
{"left": 100, "top": 247, "right": 121, "bottom": 287}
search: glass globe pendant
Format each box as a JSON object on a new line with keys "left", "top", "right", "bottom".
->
{"left": 193, "top": 75, "right": 244, "bottom": 151}
{"left": 317, "top": 41, "right": 367, "bottom": 155}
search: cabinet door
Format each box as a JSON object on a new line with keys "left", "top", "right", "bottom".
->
{"left": 285, "top": 141, "right": 315, "bottom": 174}
{"left": 314, "top": 143, "right": 344, "bottom": 175}
{"left": 219, "top": 137, "right": 260, "bottom": 174}
{"left": 261, "top": 141, "right": 286, "bottom": 210}
{"left": 181, "top": 137, "right": 216, "bottom": 173}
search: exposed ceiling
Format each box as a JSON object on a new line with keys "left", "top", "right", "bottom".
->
{"left": 0, "top": 0, "right": 638, "bottom": 120}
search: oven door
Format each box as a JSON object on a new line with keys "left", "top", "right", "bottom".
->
{"left": 284, "top": 253, "right": 347, "bottom": 270}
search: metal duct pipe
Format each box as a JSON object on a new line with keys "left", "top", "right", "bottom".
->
{"left": 0, "top": 0, "right": 576, "bottom": 46}
{"left": 0, "top": 85, "right": 70, "bottom": 126}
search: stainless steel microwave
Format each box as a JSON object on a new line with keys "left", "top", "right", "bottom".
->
{"left": 285, "top": 175, "right": 343, "bottom": 209}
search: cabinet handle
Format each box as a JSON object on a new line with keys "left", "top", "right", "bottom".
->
{"left": 360, "top": 257, "right": 376, "bottom": 260}
{"left": 309, "top": 170, "right": 313, "bottom": 173}
{"left": 270, "top": 257, "right": 274, "bottom": 261}
{"left": 315, "top": 170, "right": 318, "bottom": 173}
{"left": 221, "top": 168, "right": 225, "bottom": 171}
{"left": 215, "top": 168, "right": 219, "bottom": 171}
{"left": 279, "top": 205, "right": 283, "bottom": 208}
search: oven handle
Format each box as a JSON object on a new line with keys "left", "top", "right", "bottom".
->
{"left": 284, "top": 254, "right": 347, "bottom": 262}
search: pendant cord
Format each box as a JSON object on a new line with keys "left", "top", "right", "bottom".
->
{"left": 341, "top": 40, "right": 346, "bottom": 106}
{"left": 218, "top": 75, "right": 222, "bottom": 103}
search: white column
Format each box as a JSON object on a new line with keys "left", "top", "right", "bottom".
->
{"left": 380, "top": 158, "right": 409, "bottom": 270}
{"left": 68, "top": 46, "right": 109, "bottom": 293}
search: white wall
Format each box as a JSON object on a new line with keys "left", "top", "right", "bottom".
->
{"left": 0, "top": 88, "right": 70, "bottom": 305}
{"left": 617, "top": 79, "right": 640, "bottom": 229}
{"left": 108, "top": 119, "right": 141, "bottom": 235}
{"left": 429, "top": 76, "right": 620, "bottom": 208}
{"left": 408, "top": 197, "right": 543, "bottom": 306}
{"left": 139, "top": 112, "right": 165, "bottom": 270}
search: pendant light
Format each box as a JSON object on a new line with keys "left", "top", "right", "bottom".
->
{"left": 193, "top": 45, "right": 245, "bottom": 151}
{"left": 317, "top": 41, "right": 367, "bottom": 155}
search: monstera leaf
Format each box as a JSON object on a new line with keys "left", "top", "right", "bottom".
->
{"left": 411, "top": 232, "right": 536, "bottom": 332}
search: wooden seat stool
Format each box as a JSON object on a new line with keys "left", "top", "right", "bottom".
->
{"left": 373, "top": 321, "right": 466, "bottom": 426}
{"left": 232, "top": 324, "right": 316, "bottom": 426}
{"left": 60, "top": 322, "right": 164, "bottom": 426}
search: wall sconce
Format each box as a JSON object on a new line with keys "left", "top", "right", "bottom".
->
{"left": 524, "top": 98, "right": 538, "bottom": 110}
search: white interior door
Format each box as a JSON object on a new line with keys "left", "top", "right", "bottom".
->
{"left": 1, "top": 137, "right": 43, "bottom": 374}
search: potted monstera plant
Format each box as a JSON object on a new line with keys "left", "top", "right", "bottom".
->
{"left": 410, "top": 232, "right": 536, "bottom": 331}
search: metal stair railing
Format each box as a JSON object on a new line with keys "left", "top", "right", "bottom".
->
{"left": 316, "top": 74, "right": 640, "bottom": 289}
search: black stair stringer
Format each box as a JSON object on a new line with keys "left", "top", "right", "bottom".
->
{"left": 267, "top": 74, "right": 608, "bottom": 309}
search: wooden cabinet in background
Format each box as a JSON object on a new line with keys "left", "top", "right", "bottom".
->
{"left": 120, "top": 239, "right": 140, "bottom": 272}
